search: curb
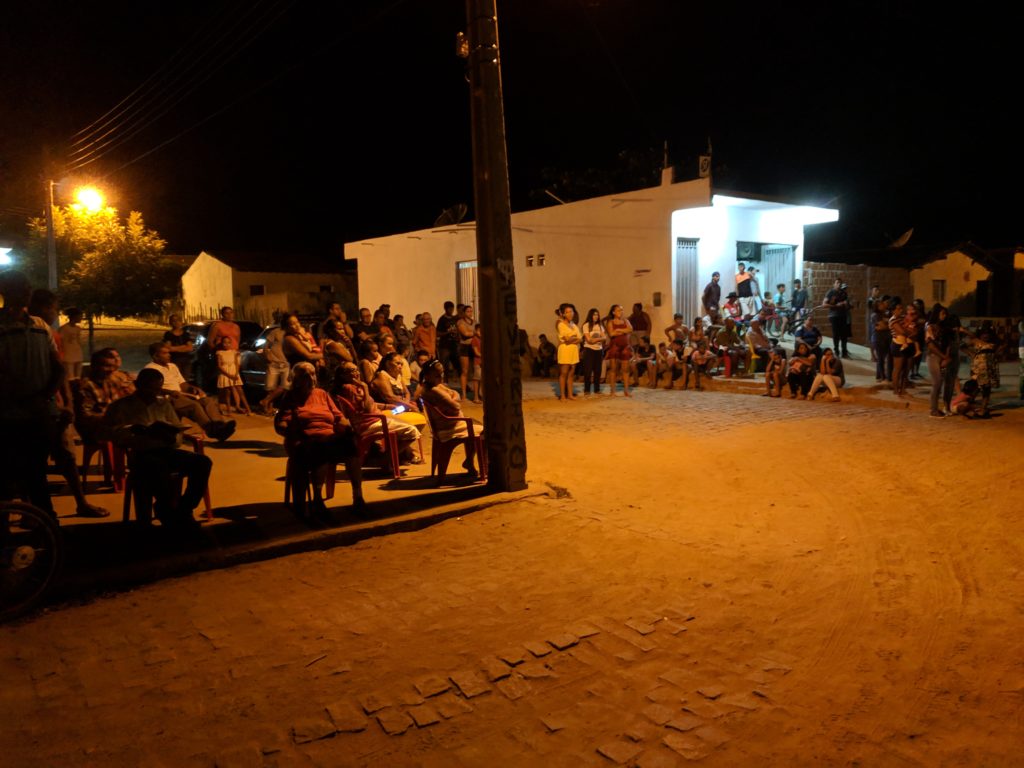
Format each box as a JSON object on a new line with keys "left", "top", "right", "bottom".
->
{"left": 47, "top": 486, "right": 548, "bottom": 607}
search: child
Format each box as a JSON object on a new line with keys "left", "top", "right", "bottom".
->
{"left": 216, "top": 336, "right": 251, "bottom": 415}
{"left": 685, "top": 339, "right": 715, "bottom": 391}
{"left": 59, "top": 307, "right": 85, "bottom": 379}
{"left": 763, "top": 346, "right": 786, "bottom": 397}
{"left": 950, "top": 378, "right": 986, "bottom": 418}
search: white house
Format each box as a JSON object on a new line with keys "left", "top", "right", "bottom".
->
{"left": 181, "top": 250, "right": 356, "bottom": 326}
{"left": 345, "top": 177, "right": 838, "bottom": 341}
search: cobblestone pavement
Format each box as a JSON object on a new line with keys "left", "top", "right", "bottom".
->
{"left": 2, "top": 390, "right": 1023, "bottom": 767}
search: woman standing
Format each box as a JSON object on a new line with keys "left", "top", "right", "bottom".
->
{"left": 556, "top": 303, "right": 581, "bottom": 400}
{"left": 456, "top": 305, "right": 477, "bottom": 401}
{"left": 888, "top": 302, "right": 914, "bottom": 396}
{"left": 282, "top": 312, "right": 323, "bottom": 369}
{"left": 580, "top": 307, "right": 606, "bottom": 396}
{"left": 925, "top": 305, "right": 951, "bottom": 417}
{"left": 604, "top": 304, "right": 634, "bottom": 397}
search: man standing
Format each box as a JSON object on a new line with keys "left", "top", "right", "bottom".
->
{"left": 435, "top": 301, "right": 461, "bottom": 381}
{"left": 701, "top": 271, "right": 721, "bottom": 317}
{"left": 144, "top": 342, "right": 236, "bottom": 440}
{"left": 791, "top": 278, "right": 809, "bottom": 322}
{"left": 104, "top": 368, "right": 212, "bottom": 532}
{"left": 866, "top": 285, "right": 881, "bottom": 362}
{"left": 206, "top": 306, "right": 241, "bottom": 352}
{"left": 825, "top": 278, "right": 851, "bottom": 358}
{"left": 0, "top": 270, "right": 64, "bottom": 516}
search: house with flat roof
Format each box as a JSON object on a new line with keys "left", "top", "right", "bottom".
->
{"left": 181, "top": 250, "right": 355, "bottom": 326}
{"left": 344, "top": 176, "right": 838, "bottom": 342}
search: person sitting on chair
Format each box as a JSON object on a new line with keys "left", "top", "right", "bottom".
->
{"left": 103, "top": 368, "right": 211, "bottom": 533}
{"left": 420, "top": 358, "right": 483, "bottom": 479}
{"left": 275, "top": 362, "right": 364, "bottom": 522}
{"left": 332, "top": 362, "right": 423, "bottom": 466}
{"left": 144, "top": 342, "right": 236, "bottom": 441}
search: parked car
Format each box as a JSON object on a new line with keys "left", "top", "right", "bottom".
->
{"left": 190, "top": 320, "right": 263, "bottom": 393}
{"left": 238, "top": 325, "right": 279, "bottom": 394}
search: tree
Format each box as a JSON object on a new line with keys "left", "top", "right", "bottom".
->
{"left": 25, "top": 204, "right": 183, "bottom": 320}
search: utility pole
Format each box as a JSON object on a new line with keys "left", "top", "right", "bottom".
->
{"left": 463, "top": 0, "right": 527, "bottom": 492}
{"left": 45, "top": 179, "right": 57, "bottom": 292}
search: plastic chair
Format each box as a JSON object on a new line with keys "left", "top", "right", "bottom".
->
{"left": 69, "top": 378, "right": 126, "bottom": 492}
{"left": 421, "top": 399, "right": 486, "bottom": 484}
{"left": 122, "top": 435, "right": 213, "bottom": 524}
{"left": 353, "top": 413, "right": 401, "bottom": 479}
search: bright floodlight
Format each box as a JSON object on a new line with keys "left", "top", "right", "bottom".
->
{"left": 74, "top": 186, "right": 105, "bottom": 213}
{"left": 0, "top": 247, "right": 12, "bottom": 266}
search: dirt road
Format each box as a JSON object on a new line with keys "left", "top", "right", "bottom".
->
{"left": 2, "top": 390, "right": 1022, "bottom": 766}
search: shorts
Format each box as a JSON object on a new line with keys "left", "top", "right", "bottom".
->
{"left": 459, "top": 342, "right": 475, "bottom": 362}
{"left": 605, "top": 343, "right": 632, "bottom": 362}
{"left": 266, "top": 362, "right": 290, "bottom": 390}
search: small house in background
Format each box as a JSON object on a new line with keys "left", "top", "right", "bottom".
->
{"left": 807, "top": 241, "right": 1024, "bottom": 344}
{"left": 344, "top": 176, "right": 838, "bottom": 343}
{"left": 181, "top": 250, "right": 355, "bottom": 326}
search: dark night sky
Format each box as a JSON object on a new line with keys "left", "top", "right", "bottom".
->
{"left": 2, "top": 1, "right": 1021, "bottom": 258}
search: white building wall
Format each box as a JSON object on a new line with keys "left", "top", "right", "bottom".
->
{"left": 181, "top": 251, "right": 233, "bottom": 322}
{"left": 346, "top": 179, "right": 837, "bottom": 346}
{"left": 348, "top": 179, "right": 711, "bottom": 344}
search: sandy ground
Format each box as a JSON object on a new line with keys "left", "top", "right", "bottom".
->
{"left": 2, "top": 385, "right": 1023, "bottom": 767}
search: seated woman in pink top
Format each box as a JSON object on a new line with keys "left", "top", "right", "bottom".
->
{"left": 274, "top": 362, "right": 364, "bottom": 521}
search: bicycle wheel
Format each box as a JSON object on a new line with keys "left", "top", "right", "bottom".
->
{"left": 0, "top": 501, "right": 64, "bottom": 623}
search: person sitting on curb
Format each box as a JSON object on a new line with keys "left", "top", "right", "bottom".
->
{"left": 103, "top": 368, "right": 212, "bottom": 533}
{"left": 786, "top": 342, "right": 816, "bottom": 399}
{"left": 714, "top": 318, "right": 750, "bottom": 377}
{"left": 809, "top": 347, "right": 844, "bottom": 402}
{"left": 763, "top": 347, "right": 787, "bottom": 398}
{"left": 143, "top": 342, "right": 236, "bottom": 441}
{"left": 794, "top": 316, "right": 824, "bottom": 361}
{"left": 684, "top": 339, "right": 715, "bottom": 391}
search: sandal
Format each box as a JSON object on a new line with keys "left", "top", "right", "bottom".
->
{"left": 77, "top": 503, "right": 110, "bottom": 518}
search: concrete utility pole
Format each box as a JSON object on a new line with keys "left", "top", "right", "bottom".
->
{"left": 463, "top": 0, "right": 527, "bottom": 492}
{"left": 45, "top": 179, "right": 58, "bottom": 292}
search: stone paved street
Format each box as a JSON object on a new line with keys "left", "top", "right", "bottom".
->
{"left": 2, "top": 366, "right": 1023, "bottom": 766}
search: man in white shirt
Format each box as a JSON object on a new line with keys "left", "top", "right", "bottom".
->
{"left": 144, "top": 342, "right": 235, "bottom": 441}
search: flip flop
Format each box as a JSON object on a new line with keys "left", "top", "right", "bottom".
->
{"left": 77, "top": 504, "right": 110, "bottom": 518}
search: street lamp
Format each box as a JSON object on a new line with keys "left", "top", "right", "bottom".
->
{"left": 45, "top": 180, "right": 108, "bottom": 291}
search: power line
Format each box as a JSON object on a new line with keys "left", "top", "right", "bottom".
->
{"left": 66, "top": 0, "right": 297, "bottom": 173}
{"left": 98, "top": 0, "right": 412, "bottom": 179}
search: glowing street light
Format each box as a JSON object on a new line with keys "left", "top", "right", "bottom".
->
{"left": 72, "top": 186, "right": 105, "bottom": 213}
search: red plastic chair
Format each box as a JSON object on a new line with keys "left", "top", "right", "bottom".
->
{"left": 421, "top": 399, "right": 486, "bottom": 485}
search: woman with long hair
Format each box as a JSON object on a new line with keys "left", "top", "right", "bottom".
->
{"left": 556, "top": 303, "right": 581, "bottom": 400}
{"left": 580, "top": 307, "right": 607, "bottom": 395}
{"left": 456, "top": 305, "right": 477, "bottom": 401}
{"left": 604, "top": 304, "right": 633, "bottom": 397}
{"left": 925, "top": 303, "right": 951, "bottom": 416}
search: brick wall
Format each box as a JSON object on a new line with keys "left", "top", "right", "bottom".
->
{"left": 802, "top": 262, "right": 912, "bottom": 345}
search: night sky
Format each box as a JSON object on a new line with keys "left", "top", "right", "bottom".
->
{"left": 2, "top": 1, "right": 1020, "bottom": 258}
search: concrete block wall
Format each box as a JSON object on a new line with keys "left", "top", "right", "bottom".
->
{"left": 802, "top": 262, "right": 912, "bottom": 345}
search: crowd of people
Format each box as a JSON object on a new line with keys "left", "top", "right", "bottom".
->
{"left": 3, "top": 263, "right": 1020, "bottom": 535}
